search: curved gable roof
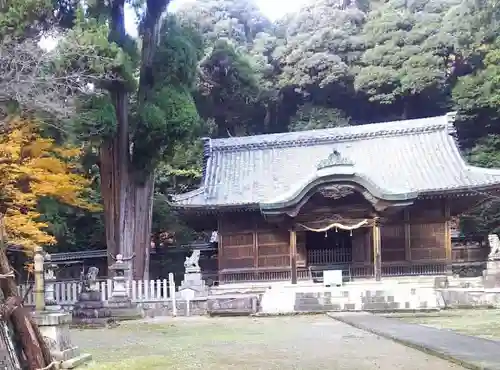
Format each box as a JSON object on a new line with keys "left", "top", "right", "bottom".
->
{"left": 173, "top": 113, "right": 500, "bottom": 208}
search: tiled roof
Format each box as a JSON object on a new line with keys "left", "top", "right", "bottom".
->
{"left": 172, "top": 113, "right": 500, "bottom": 209}
{"left": 50, "top": 249, "right": 107, "bottom": 262}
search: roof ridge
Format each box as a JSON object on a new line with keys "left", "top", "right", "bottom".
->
{"left": 208, "top": 114, "right": 455, "bottom": 152}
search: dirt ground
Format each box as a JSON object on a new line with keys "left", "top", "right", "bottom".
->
{"left": 388, "top": 309, "right": 500, "bottom": 340}
{"left": 71, "top": 315, "right": 465, "bottom": 370}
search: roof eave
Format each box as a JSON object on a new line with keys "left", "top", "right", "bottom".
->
{"left": 259, "top": 170, "right": 418, "bottom": 212}
{"left": 419, "top": 184, "right": 500, "bottom": 198}
{"left": 171, "top": 203, "right": 261, "bottom": 214}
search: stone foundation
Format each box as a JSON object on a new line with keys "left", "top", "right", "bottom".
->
{"left": 140, "top": 295, "right": 260, "bottom": 317}
{"left": 107, "top": 297, "right": 142, "bottom": 320}
{"left": 29, "top": 281, "right": 500, "bottom": 319}
{"left": 437, "top": 288, "right": 500, "bottom": 308}
{"left": 260, "top": 285, "right": 441, "bottom": 314}
{"left": 483, "top": 260, "right": 500, "bottom": 288}
{"left": 141, "top": 298, "right": 208, "bottom": 317}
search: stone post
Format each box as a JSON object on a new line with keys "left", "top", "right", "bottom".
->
{"left": 33, "top": 246, "right": 45, "bottom": 312}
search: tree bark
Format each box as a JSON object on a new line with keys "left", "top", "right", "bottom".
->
{"left": 100, "top": 147, "right": 154, "bottom": 280}
{"left": 132, "top": 173, "right": 155, "bottom": 280}
{"left": 99, "top": 0, "right": 167, "bottom": 280}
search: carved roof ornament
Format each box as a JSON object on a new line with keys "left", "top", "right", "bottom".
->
{"left": 319, "top": 185, "right": 354, "bottom": 199}
{"left": 317, "top": 149, "right": 354, "bottom": 170}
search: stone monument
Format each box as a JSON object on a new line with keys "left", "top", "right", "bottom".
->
{"left": 31, "top": 250, "right": 92, "bottom": 368}
{"left": 106, "top": 254, "right": 142, "bottom": 320}
{"left": 483, "top": 234, "right": 500, "bottom": 288}
{"left": 71, "top": 267, "right": 111, "bottom": 327}
{"left": 178, "top": 249, "right": 208, "bottom": 300}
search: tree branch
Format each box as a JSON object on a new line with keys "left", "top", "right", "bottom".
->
{"left": 0, "top": 38, "right": 121, "bottom": 124}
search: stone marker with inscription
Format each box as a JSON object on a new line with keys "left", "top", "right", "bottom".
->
{"left": 207, "top": 294, "right": 259, "bottom": 316}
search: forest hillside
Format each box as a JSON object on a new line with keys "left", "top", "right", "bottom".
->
{"left": 1, "top": 0, "right": 499, "bottom": 262}
{"left": 168, "top": 0, "right": 500, "bottom": 238}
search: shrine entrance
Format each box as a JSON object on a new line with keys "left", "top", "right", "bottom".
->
{"left": 305, "top": 229, "right": 352, "bottom": 265}
{"left": 294, "top": 218, "right": 372, "bottom": 283}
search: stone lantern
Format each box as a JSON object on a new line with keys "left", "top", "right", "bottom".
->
{"left": 109, "top": 254, "right": 130, "bottom": 300}
{"left": 107, "top": 254, "right": 141, "bottom": 320}
{"left": 43, "top": 253, "right": 60, "bottom": 311}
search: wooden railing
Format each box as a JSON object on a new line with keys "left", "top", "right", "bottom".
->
{"left": 307, "top": 248, "right": 352, "bottom": 264}
{"left": 218, "top": 261, "right": 450, "bottom": 284}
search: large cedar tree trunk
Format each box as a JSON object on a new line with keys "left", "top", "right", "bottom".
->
{"left": 99, "top": 104, "right": 155, "bottom": 280}
{"left": 100, "top": 0, "right": 164, "bottom": 280}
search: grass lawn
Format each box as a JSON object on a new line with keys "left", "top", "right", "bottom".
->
{"left": 385, "top": 309, "right": 500, "bottom": 340}
{"left": 79, "top": 317, "right": 276, "bottom": 370}
{"left": 70, "top": 315, "right": 464, "bottom": 370}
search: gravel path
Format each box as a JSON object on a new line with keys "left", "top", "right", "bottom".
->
{"left": 71, "top": 315, "right": 465, "bottom": 370}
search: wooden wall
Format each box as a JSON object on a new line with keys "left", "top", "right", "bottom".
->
{"left": 406, "top": 199, "right": 447, "bottom": 262}
{"left": 409, "top": 223, "right": 446, "bottom": 260}
{"left": 381, "top": 224, "right": 405, "bottom": 262}
{"left": 218, "top": 212, "right": 290, "bottom": 271}
{"left": 217, "top": 197, "right": 456, "bottom": 271}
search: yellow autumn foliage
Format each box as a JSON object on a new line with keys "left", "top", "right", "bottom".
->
{"left": 0, "top": 117, "right": 99, "bottom": 252}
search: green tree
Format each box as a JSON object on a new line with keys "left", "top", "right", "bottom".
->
{"left": 53, "top": 9, "right": 203, "bottom": 279}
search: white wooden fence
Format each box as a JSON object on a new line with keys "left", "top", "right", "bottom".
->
{"left": 18, "top": 279, "right": 174, "bottom": 306}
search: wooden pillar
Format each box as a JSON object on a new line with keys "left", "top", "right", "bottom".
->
{"left": 290, "top": 228, "right": 297, "bottom": 284}
{"left": 404, "top": 209, "right": 411, "bottom": 261}
{"left": 372, "top": 217, "right": 382, "bottom": 281}
{"left": 253, "top": 230, "right": 258, "bottom": 280}
{"left": 444, "top": 199, "right": 452, "bottom": 274}
{"left": 217, "top": 219, "right": 223, "bottom": 284}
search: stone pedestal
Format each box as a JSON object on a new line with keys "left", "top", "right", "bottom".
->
{"left": 107, "top": 298, "right": 142, "bottom": 320}
{"left": 178, "top": 271, "right": 208, "bottom": 300}
{"left": 32, "top": 311, "right": 92, "bottom": 368}
{"left": 483, "top": 260, "right": 500, "bottom": 288}
{"left": 72, "top": 290, "right": 111, "bottom": 328}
